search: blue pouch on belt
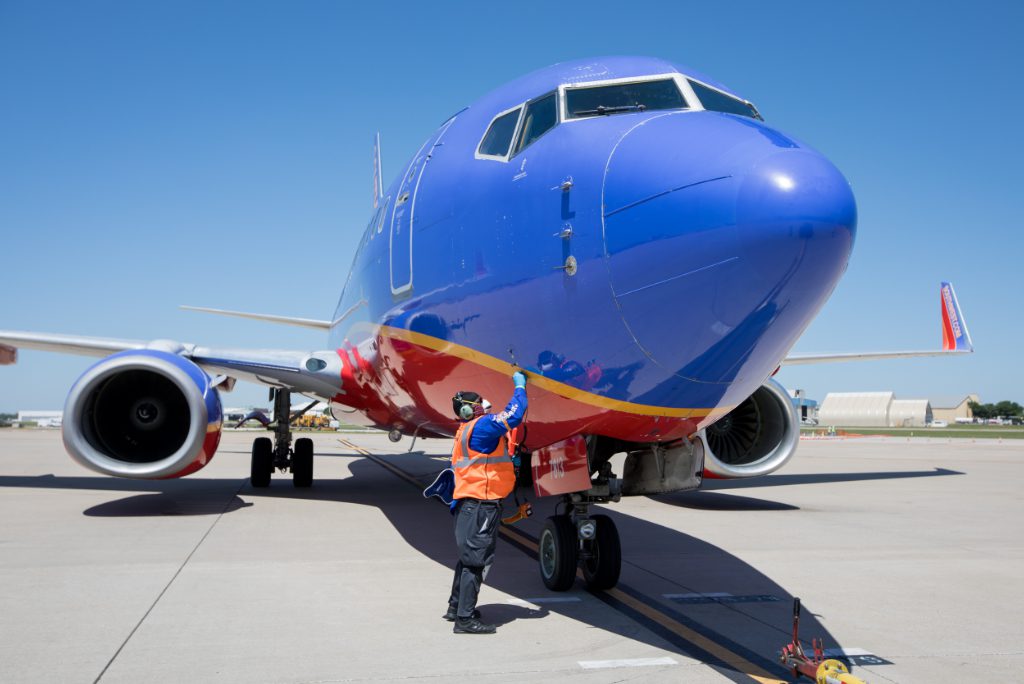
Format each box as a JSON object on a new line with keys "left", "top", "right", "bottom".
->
{"left": 423, "top": 468, "right": 455, "bottom": 506}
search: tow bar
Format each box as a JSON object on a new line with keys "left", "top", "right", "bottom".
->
{"left": 780, "top": 598, "right": 868, "bottom": 684}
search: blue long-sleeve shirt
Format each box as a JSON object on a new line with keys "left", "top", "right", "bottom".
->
{"left": 467, "top": 387, "right": 527, "bottom": 453}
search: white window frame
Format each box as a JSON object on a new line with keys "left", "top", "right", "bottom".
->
{"left": 559, "top": 73, "right": 694, "bottom": 123}
{"left": 474, "top": 104, "right": 525, "bottom": 162}
{"left": 683, "top": 76, "right": 762, "bottom": 121}
{"left": 509, "top": 90, "right": 559, "bottom": 158}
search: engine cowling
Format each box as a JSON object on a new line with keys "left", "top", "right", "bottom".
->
{"left": 62, "top": 350, "right": 223, "bottom": 479}
{"left": 699, "top": 378, "right": 799, "bottom": 478}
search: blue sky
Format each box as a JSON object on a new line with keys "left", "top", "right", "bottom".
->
{"left": 1, "top": 1, "right": 1021, "bottom": 412}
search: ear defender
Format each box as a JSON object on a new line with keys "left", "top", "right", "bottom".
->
{"left": 453, "top": 390, "right": 483, "bottom": 420}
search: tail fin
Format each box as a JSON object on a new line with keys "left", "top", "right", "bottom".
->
{"left": 372, "top": 132, "right": 384, "bottom": 208}
{"left": 940, "top": 281, "right": 973, "bottom": 352}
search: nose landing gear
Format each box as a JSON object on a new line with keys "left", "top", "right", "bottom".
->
{"left": 539, "top": 498, "right": 622, "bottom": 591}
{"left": 249, "top": 388, "right": 316, "bottom": 488}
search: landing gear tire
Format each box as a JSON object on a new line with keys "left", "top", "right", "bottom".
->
{"left": 581, "top": 514, "right": 621, "bottom": 590}
{"left": 292, "top": 437, "right": 313, "bottom": 488}
{"left": 250, "top": 437, "right": 273, "bottom": 488}
{"left": 539, "top": 515, "right": 577, "bottom": 591}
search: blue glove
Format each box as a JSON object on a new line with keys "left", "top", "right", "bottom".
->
{"left": 513, "top": 371, "right": 527, "bottom": 389}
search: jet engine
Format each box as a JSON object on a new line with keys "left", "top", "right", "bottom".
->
{"left": 62, "top": 350, "right": 223, "bottom": 479}
{"left": 699, "top": 378, "right": 799, "bottom": 478}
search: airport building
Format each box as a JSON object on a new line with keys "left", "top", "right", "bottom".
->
{"left": 787, "top": 389, "right": 819, "bottom": 423}
{"left": 15, "top": 410, "right": 63, "bottom": 428}
{"left": 817, "top": 392, "right": 933, "bottom": 427}
{"left": 930, "top": 394, "right": 979, "bottom": 423}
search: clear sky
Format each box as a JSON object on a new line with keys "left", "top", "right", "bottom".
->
{"left": 2, "top": 1, "right": 1021, "bottom": 413}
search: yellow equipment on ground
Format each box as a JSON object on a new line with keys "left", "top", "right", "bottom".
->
{"left": 780, "top": 598, "right": 868, "bottom": 684}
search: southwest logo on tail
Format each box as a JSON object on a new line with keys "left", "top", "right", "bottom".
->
{"left": 941, "top": 281, "right": 973, "bottom": 352}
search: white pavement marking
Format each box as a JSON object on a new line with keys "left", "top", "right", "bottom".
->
{"left": 663, "top": 592, "right": 732, "bottom": 599}
{"left": 507, "top": 597, "right": 582, "bottom": 610}
{"left": 579, "top": 657, "right": 679, "bottom": 670}
{"left": 823, "top": 647, "right": 874, "bottom": 657}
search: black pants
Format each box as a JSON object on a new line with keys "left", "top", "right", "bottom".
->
{"left": 448, "top": 498, "right": 502, "bottom": 618}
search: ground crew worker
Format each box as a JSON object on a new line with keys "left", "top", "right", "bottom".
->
{"left": 444, "top": 371, "right": 528, "bottom": 634}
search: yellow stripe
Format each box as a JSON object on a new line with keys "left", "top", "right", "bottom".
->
{"left": 494, "top": 525, "right": 782, "bottom": 683}
{"left": 360, "top": 448, "right": 781, "bottom": 684}
{"left": 603, "top": 588, "right": 786, "bottom": 684}
{"left": 337, "top": 438, "right": 371, "bottom": 455}
{"left": 379, "top": 325, "right": 732, "bottom": 419}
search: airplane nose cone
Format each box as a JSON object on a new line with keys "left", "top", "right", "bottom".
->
{"left": 735, "top": 148, "right": 856, "bottom": 279}
{"left": 733, "top": 147, "right": 860, "bottom": 290}
{"left": 601, "top": 114, "right": 856, "bottom": 389}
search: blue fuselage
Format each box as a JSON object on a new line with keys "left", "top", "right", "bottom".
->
{"left": 328, "top": 57, "right": 856, "bottom": 445}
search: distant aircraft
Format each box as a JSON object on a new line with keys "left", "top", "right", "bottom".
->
{"left": 0, "top": 57, "right": 973, "bottom": 590}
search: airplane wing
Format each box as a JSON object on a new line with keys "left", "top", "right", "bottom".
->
{"left": 0, "top": 331, "right": 344, "bottom": 401}
{"left": 782, "top": 281, "right": 973, "bottom": 366}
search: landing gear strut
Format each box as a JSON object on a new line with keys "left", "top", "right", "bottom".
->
{"left": 539, "top": 496, "right": 622, "bottom": 592}
{"left": 249, "top": 388, "right": 315, "bottom": 488}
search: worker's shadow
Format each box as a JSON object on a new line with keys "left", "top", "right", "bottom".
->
{"left": 333, "top": 451, "right": 831, "bottom": 679}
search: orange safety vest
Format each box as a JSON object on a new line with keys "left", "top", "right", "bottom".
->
{"left": 451, "top": 417, "right": 516, "bottom": 501}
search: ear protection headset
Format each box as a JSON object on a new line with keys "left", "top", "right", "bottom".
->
{"left": 452, "top": 391, "right": 489, "bottom": 421}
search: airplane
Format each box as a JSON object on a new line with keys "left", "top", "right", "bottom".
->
{"left": 0, "top": 56, "right": 973, "bottom": 592}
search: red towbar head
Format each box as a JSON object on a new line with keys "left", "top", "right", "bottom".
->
{"left": 779, "top": 598, "right": 868, "bottom": 684}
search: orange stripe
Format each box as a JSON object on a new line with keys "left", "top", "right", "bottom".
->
{"left": 379, "top": 325, "right": 732, "bottom": 419}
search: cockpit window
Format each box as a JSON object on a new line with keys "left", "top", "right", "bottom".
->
{"left": 477, "top": 107, "right": 521, "bottom": 157}
{"left": 513, "top": 92, "right": 557, "bottom": 155}
{"left": 688, "top": 79, "right": 762, "bottom": 120}
{"left": 566, "top": 79, "right": 686, "bottom": 119}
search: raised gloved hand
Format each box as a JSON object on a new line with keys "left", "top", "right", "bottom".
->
{"left": 512, "top": 371, "right": 527, "bottom": 389}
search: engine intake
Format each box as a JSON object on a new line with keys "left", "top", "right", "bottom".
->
{"left": 699, "top": 378, "right": 799, "bottom": 478}
{"left": 62, "top": 350, "right": 223, "bottom": 479}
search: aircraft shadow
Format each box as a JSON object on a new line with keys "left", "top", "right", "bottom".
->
{"left": 0, "top": 448, "right": 942, "bottom": 678}
{"left": 652, "top": 490, "right": 799, "bottom": 511}
{"left": 701, "top": 467, "right": 963, "bottom": 491}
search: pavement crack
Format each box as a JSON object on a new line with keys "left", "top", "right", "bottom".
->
{"left": 92, "top": 478, "right": 247, "bottom": 683}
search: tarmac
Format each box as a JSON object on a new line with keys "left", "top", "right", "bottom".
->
{"left": 1, "top": 429, "right": 1021, "bottom": 683}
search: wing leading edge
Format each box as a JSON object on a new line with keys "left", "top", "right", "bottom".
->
{"left": 0, "top": 331, "right": 344, "bottom": 401}
{"left": 782, "top": 282, "right": 973, "bottom": 366}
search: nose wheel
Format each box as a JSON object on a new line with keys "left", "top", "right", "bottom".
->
{"left": 249, "top": 388, "right": 316, "bottom": 488}
{"left": 539, "top": 516, "right": 578, "bottom": 591}
{"left": 579, "top": 514, "right": 621, "bottom": 590}
{"left": 538, "top": 503, "right": 621, "bottom": 591}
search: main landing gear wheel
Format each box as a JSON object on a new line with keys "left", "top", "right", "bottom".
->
{"left": 539, "top": 515, "right": 578, "bottom": 591}
{"left": 250, "top": 437, "right": 272, "bottom": 488}
{"left": 581, "top": 514, "right": 621, "bottom": 591}
{"left": 248, "top": 388, "right": 319, "bottom": 488}
{"left": 292, "top": 437, "right": 314, "bottom": 488}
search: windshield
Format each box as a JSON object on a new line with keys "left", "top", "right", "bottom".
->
{"left": 688, "top": 79, "right": 762, "bottom": 120}
{"left": 478, "top": 107, "right": 521, "bottom": 157}
{"left": 566, "top": 79, "right": 686, "bottom": 119}
{"left": 513, "top": 92, "right": 557, "bottom": 154}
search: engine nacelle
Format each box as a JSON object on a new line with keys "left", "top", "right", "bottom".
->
{"left": 62, "top": 350, "right": 223, "bottom": 479}
{"left": 699, "top": 378, "right": 799, "bottom": 479}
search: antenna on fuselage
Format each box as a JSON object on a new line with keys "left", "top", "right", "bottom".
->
{"left": 372, "top": 132, "right": 384, "bottom": 208}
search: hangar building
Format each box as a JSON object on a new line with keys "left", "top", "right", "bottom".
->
{"left": 930, "top": 394, "right": 979, "bottom": 423}
{"left": 818, "top": 392, "right": 933, "bottom": 427}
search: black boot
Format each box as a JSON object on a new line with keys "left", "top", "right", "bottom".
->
{"left": 443, "top": 606, "right": 481, "bottom": 621}
{"left": 453, "top": 617, "right": 496, "bottom": 634}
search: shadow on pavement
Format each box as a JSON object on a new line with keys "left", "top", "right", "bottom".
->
{"left": 702, "top": 467, "right": 963, "bottom": 490}
{"left": 0, "top": 445, "right": 955, "bottom": 679}
{"left": 652, "top": 490, "right": 799, "bottom": 511}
